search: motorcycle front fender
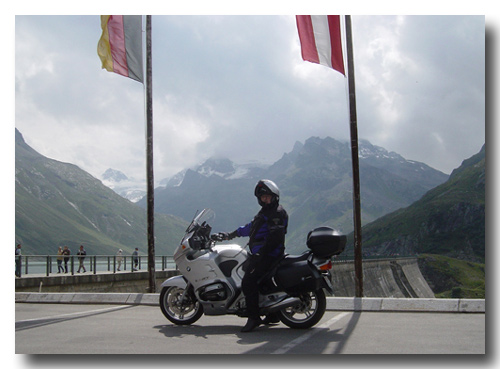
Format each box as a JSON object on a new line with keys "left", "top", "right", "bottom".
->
{"left": 160, "top": 275, "right": 188, "bottom": 290}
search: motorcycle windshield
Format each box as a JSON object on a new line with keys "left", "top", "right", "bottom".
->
{"left": 186, "top": 208, "right": 215, "bottom": 233}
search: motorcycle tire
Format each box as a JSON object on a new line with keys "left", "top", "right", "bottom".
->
{"left": 159, "top": 286, "right": 204, "bottom": 325}
{"left": 278, "top": 289, "right": 326, "bottom": 329}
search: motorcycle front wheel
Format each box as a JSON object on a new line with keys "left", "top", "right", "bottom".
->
{"left": 278, "top": 289, "right": 326, "bottom": 329}
{"left": 159, "top": 286, "right": 204, "bottom": 325}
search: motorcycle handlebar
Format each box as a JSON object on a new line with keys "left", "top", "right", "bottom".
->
{"left": 210, "top": 233, "right": 225, "bottom": 242}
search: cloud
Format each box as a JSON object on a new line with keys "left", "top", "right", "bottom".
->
{"left": 353, "top": 15, "right": 485, "bottom": 171}
{"left": 15, "top": 15, "right": 485, "bottom": 185}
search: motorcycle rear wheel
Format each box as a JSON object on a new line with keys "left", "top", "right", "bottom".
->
{"left": 278, "top": 289, "right": 326, "bottom": 329}
{"left": 160, "top": 286, "right": 204, "bottom": 325}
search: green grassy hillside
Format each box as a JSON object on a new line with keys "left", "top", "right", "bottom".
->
{"left": 15, "top": 129, "right": 187, "bottom": 255}
{"left": 418, "top": 254, "right": 485, "bottom": 299}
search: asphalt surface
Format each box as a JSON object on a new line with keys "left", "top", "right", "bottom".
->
{"left": 15, "top": 303, "right": 485, "bottom": 354}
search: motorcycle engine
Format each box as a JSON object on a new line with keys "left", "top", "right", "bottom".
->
{"left": 198, "top": 283, "right": 227, "bottom": 301}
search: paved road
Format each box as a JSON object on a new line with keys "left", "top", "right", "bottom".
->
{"left": 15, "top": 303, "right": 484, "bottom": 354}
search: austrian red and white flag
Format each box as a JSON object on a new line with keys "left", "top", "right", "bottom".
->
{"left": 296, "top": 15, "right": 345, "bottom": 75}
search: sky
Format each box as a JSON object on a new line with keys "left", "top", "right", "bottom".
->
{"left": 12, "top": 11, "right": 488, "bottom": 187}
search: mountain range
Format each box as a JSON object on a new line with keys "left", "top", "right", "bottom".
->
{"left": 16, "top": 125, "right": 484, "bottom": 266}
{"left": 353, "top": 144, "right": 485, "bottom": 263}
{"left": 15, "top": 129, "right": 187, "bottom": 255}
{"left": 137, "top": 136, "right": 449, "bottom": 254}
{"left": 15, "top": 126, "right": 484, "bottom": 297}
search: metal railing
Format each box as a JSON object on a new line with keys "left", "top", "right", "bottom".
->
{"left": 14, "top": 255, "right": 176, "bottom": 277}
{"left": 14, "top": 253, "right": 416, "bottom": 278}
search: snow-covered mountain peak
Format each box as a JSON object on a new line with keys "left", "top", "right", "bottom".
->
{"left": 101, "top": 168, "right": 145, "bottom": 202}
{"left": 102, "top": 168, "right": 129, "bottom": 183}
{"left": 165, "top": 157, "right": 269, "bottom": 188}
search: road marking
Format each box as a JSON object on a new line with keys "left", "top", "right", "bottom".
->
{"left": 16, "top": 305, "right": 130, "bottom": 325}
{"left": 271, "top": 312, "right": 350, "bottom": 354}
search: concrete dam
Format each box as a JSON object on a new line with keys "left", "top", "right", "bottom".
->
{"left": 15, "top": 258, "right": 434, "bottom": 298}
{"left": 330, "top": 258, "right": 434, "bottom": 298}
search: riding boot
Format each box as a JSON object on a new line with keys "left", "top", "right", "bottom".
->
{"left": 241, "top": 291, "right": 262, "bottom": 332}
{"left": 241, "top": 317, "right": 262, "bottom": 332}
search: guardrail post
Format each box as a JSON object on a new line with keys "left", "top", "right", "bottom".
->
{"left": 46, "top": 256, "right": 50, "bottom": 276}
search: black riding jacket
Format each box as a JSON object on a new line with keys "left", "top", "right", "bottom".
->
{"left": 235, "top": 203, "right": 288, "bottom": 257}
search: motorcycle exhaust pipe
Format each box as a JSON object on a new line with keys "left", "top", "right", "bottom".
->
{"left": 261, "top": 297, "right": 301, "bottom": 315}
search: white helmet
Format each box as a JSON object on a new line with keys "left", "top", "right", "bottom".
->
{"left": 254, "top": 179, "right": 280, "bottom": 206}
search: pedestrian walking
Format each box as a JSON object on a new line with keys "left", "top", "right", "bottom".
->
{"left": 57, "top": 246, "right": 64, "bottom": 273}
{"left": 15, "top": 244, "right": 22, "bottom": 277}
{"left": 62, "top": 246, "right": 71, "bottom": 273}
{"left": 116, "top": 249, "right": 123, "bottom": 271}
{"left": 77, "top": 245, "right": 86, "bottom": 273}
{"left": 132, "top": 248, "right": 139, "bottom": 271}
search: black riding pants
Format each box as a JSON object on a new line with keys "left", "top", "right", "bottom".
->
{"left": 241, "top": 255, "right": 278, "bottom": 320}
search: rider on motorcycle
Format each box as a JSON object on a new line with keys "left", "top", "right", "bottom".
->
{"left": 222, "top": 179, "right": 288, "bottom": 332}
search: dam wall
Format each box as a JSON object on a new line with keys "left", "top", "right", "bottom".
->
{"left": 330, "top": 258, "right": 434, "bottom": 298}
{"left": 15, "top": 258, "right": 434, "bottom": 298}
{"left": 15, "top": 270, "right": 179, "bottom": 293}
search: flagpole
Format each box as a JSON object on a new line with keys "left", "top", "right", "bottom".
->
{"left": 344, "top": 15, "right": 363, "bottom": 297}
{"left": 145, "top": 15, "right": 156, "bottom": 293}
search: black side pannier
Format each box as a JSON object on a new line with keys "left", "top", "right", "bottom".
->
{"left": 307, "top": 227, "right": 346, "bottom": 257}
{"left": 275, "top": 260, "right": 322, "bottom": 293}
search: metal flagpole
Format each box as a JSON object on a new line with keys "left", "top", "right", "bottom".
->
{"left": 145, "top": 15, "right": 156, "bottom": 293}
{"left": 344, "top": 15, "right": 363, "bottom": 297}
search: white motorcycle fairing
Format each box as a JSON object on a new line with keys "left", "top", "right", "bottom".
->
{"left": 173, "top": 242, "right": 249, "bottom": 315}
{"left": 160, "top": 275, "right": 187, "bottom": 289}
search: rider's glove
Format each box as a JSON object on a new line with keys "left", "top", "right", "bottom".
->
{"left": 227, "top": 231, "right": 238, "bottom": 240}
{"left": 215, "top": 231, "right": 238, "bottom": 241}
{"left": 218, "top": 232, "right": 229, "bottom": 240}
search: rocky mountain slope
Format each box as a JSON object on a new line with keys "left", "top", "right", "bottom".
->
{"left": 15, "top": 129, "right": 187, "bottom": 255}
{"left": 139, "top": 136, "right": 448, "bottom": 254}
{"left": 354, "top": 145, "right": 485, "bottom": 263}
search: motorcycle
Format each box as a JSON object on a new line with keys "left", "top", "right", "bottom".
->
{"left": 159, "top": 209, "right": 346, "bottom": 329}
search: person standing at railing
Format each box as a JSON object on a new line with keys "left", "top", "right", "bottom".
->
{"left": 77, "top": 245, "right": 87, "bottom": 273}
{"left": 15, "top": 244, "right": 22, "bottom": 277}
{"left": 132, "top": 248, "right": 139, "bottom": 271}
{"left": 62, "top": 246, "right": 71, "bottom": 273}
{"left": 57, "top": 247, "right": 64, "bottom": 273}
{"left": 116, "top": 249, "right": 123, "bottom": 271}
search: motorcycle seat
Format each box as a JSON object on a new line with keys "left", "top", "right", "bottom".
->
{"left": 279, "top": 252, "right": 310, "bottom": 266}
